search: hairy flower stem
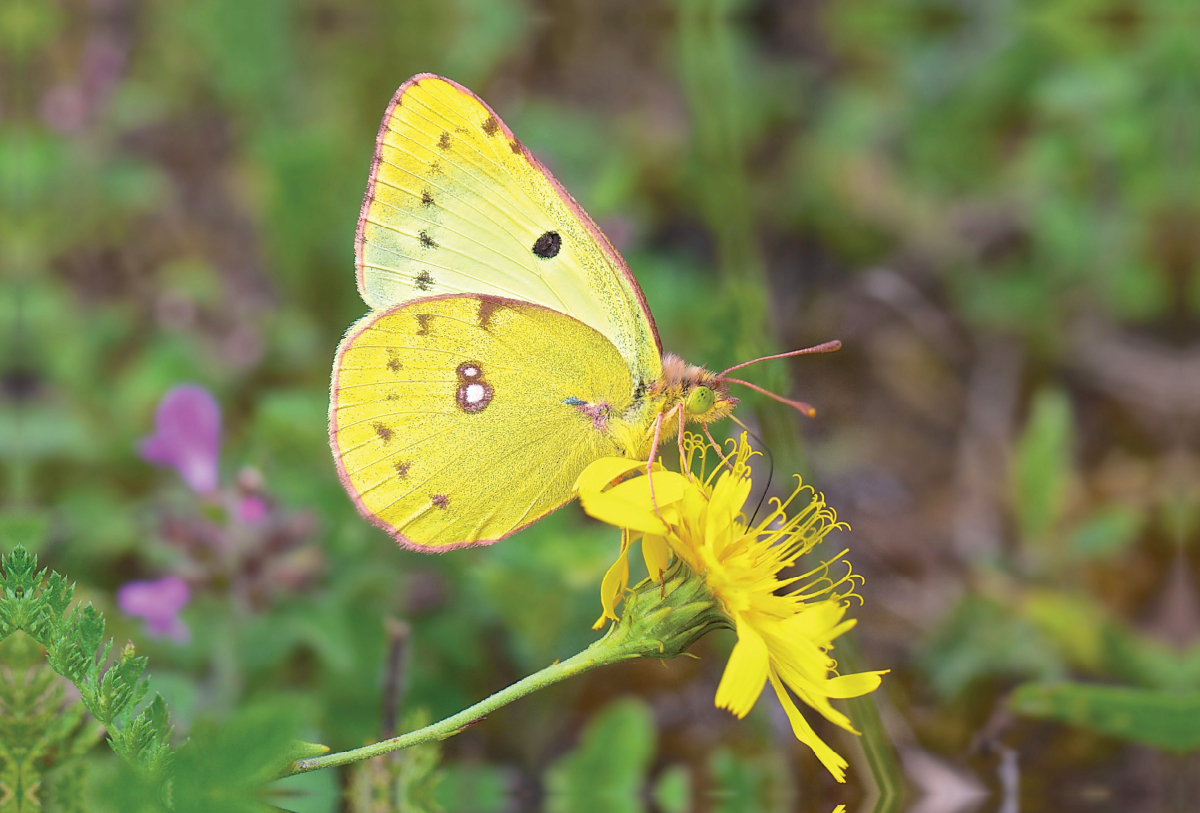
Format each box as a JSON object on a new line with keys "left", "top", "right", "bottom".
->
{"left": 285, "top": 564, "right": 725, "bottom": 776}
{"left": 285, "top": 633, "right": 624, "bottom": 775}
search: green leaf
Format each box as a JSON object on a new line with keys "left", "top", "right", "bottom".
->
{"left": 652, "top": 764, "right": 692, "bottom": 813}
{"left": 1067, "top": 505, "right": 1144, "bottom": 560}
{"left": 1020, "top": 590, "right": 1107, "bottom": 671}
{"left": 1010, "top": 682, "right": 1200, "bottom": 753}
{"left": 434, "top": 762, "right": 509, "bottom": 813}
{"left": 120, "top": 694, "right": 175, "bottom": 774}
{"left": 708, "top": 746, "right": 793, "bottom": 813}
{"left": 1013, "top": 387, "right": 1074, "bottom": 547}
{"left": 920, "top": 594, "right": 1064, "bottom": 698}
{"left": 168, "top": 700, "right": 304, "bottom": 812}
{"left": 0, "top": 546, "right": 174, "bottom": 771}
{"left": 544, "top": 697, "right": 657, "bottom": 813}
{"left": 1101, "top": 626, "right": 1200, "bottom": 692}
{"left": 0, "top": 634, "right": 106, "bottom": 810}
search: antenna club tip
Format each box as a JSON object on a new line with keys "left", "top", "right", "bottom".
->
{"left": 803, "top": 407, "right": 817, "bottom": 418}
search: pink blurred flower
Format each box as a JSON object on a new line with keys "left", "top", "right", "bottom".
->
{"left": 237, "top": 495, "right": 269, "bottom": 524}
{"left": 139, "top": 384, "right": 221, "bottom": 493}
{"left": 117, "top": 577, "right": 191, "bottom": 643}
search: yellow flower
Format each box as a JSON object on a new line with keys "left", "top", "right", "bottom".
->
{"left": 574, "top": 434, "right": 887, "bottom": 782}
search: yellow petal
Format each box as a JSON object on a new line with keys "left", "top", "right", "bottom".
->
{"left": 788, "top": 682, "right": 857, "bottom": 732}
{"left": 714, "top": 619, "right": 769, "bottom": 718}
{"left": 641, "top": 534, "right": 671, "bottom": 580}
{"left": 786, "top": 599, "right": 848, "bottom": 641}
{"left": 578, "top": 488, "right": 669, "bottom": 536}
{"left": 573, "top": 457, "right": 658, "bottom": 495}
{"left": 707, "top": 468, "right": 752, "bottom": 546}
{"left": 769, "top": 670, "right": 849, "bottom": 783}
{"left": 824, "top": 670, "right": 888, "bottom": 699}
{"left": 604, "top": 470, "right": 690, "bottom": 509}
{"left": 681, "top": 488, "right": 710, "bottom": 535}
{"left": 593, "top": 532, "right": 633, "bottom": 629}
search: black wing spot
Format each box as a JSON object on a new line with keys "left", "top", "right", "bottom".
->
{"left": 419, "top": 230, "right": 437, "bottom": 249}
{"left": 421, "top": 189, "right": 435, "bottom": 206}
{"left": 509, "top": 139, "right": 522, "bottom": 155}
{"left": 482, "top": 116, "right": 500, "bottom": 136}
{"left": 438, "top": 131, "right": 451, "bottom": 150}
{"left": 415, "top": 270, "right": 434, "bottom": 291}
{"left": 532, "top": 231, "right": 561, "bottom": 259}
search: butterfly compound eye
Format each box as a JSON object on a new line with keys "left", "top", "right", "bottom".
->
{"left": 686, "top": 386, "right": 715, "bottom": 415}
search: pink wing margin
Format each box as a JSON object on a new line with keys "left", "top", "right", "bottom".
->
{"left": 352, "top": 72, "right": 663, "bottom": 356}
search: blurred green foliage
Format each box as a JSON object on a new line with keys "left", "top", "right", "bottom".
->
{"left": 1010, "top": 683, "right": 1200, "bottom": 753}
{"left": 544, "top": 698, "right": 657, "bottom": 813}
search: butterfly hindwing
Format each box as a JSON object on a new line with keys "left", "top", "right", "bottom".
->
{"left": 330, "top": 294, "right": 637, "bottom": 549}
{"left": 356, "top": 74, "right": 663, "bottom": 387}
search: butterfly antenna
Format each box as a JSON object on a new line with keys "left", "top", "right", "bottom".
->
{"left": 718, "top": 340, "right": 842, "bottom": 378}
{"left": 723, "top": 377, "right": 819, "bottom": 418}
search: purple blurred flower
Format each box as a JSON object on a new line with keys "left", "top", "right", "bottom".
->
{"left": 140, "top": 384, "right": 221, "bottom": 493}
{"left": 117, "top": 577, "right": 191, "bottom": 643}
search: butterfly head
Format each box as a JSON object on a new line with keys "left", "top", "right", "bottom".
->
{"left": 662, "top": 354, "right": 738, "bottom": 425}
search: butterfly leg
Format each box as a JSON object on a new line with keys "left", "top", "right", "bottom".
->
{"left": 646, "top": 403, "right": 682, "bottom": 520}
{"left": 646, "top": 410, "right": 665, "bottom": 516}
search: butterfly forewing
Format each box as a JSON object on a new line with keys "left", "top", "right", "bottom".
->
{"left": 356, "top": 74, "right": 663, "bottom": 387}
{"left": 330, "top": 294, "right": 635, "bottom": 549}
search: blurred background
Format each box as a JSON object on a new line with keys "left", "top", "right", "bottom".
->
{"left": 5, "top": 0, "right": 1199, "bottom": 811}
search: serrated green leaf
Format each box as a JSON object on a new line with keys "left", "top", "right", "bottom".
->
{"left": 0, "top": 546, "right": 177, "bottom": 772}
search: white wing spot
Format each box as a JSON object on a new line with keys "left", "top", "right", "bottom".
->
{"left": 456, "top": 361, "right": 483, "bottom": 380}
{"left": 456, "top": 376, "right": 494, "bottom": 413}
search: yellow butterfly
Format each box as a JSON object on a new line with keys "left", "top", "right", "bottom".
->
{"left": 329, "top": 74, "right": 837, "bottom": 550}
